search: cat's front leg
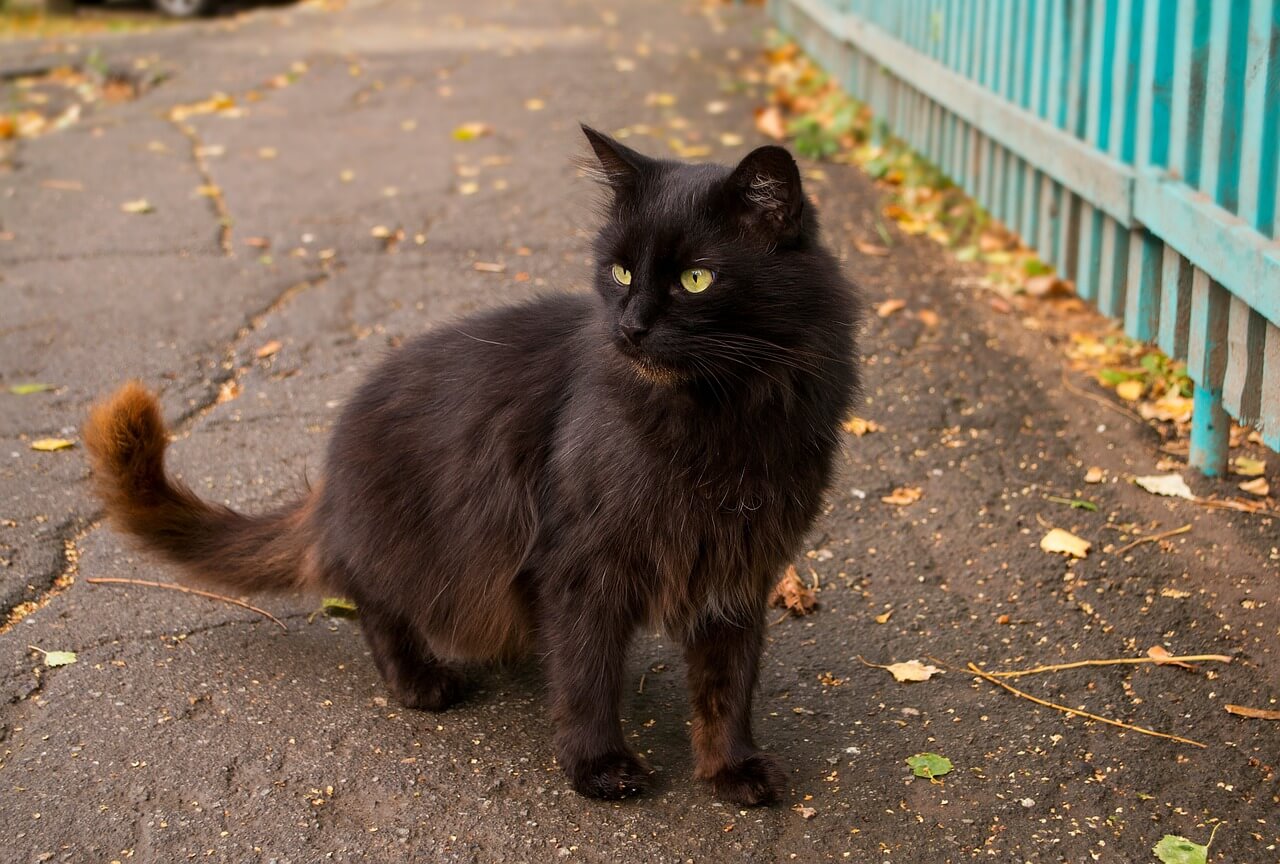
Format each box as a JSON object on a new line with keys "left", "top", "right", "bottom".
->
{"left": 684, "top": 611, "right": 788, "bottom": 806}
{"left": 540, "top": 578, "right": 650, "bottom": 800}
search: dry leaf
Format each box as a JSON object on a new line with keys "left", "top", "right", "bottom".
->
{"left": 854, "top": 239, "right": 889, "bottom": 257}
{"left": 841, "top": 416, "right": 879, "bottom": 436}
{"left": 874, "top": 609, "right": 892, "bottom": 624}
{"left": 1159, "top": 586, "right": 1191, "bottom": 599}
{"left": 769, "top": 564, "right": 817, "bottom": 616}
{"left": 754, "top": 105, "right": 786, "bottom": 140}
{"left": 31, "top": 438, "right": 74, "bottom": 451}
{"left": 719, "top": 132, "right": 744, "bottom": 147}
{"left": 243, "top": 236, "right": 270, "bottom": 249}
{"left": 881, "top": 486, "right": 922, "bottom": 506}
{"left": 255, "top": 340, "right": 282, "bottom": 359}
{"left": 1147, "top": 645, "right": 1194, "bottom": 670}
{"left": 524, "top": 98, "right": 545, "bottom": 111}
{"left": 916, "top": 309, "right": 940, "bottom": 328}
{"left": 1024, "top": 274, "right": 1067, "bottom": 297}
{"left": 1040, "top": 528, "right": 1090, "bottom": 558}
{"left": 472, "top": 262, "right": 506, "bottom": 273}
{"left": 1239, "top": 477, "right": 1270, "bottom": 497}
{"left": 876, "top": 299, "right": 907, "bottom": 318}
{"left": 792, "top": 805, "right": 816, "bottom": 819}
{"left": 1232, "top": 456, "right": 1266, "bottom": 477}
{"left": 1084, "top": 466, "right": 1105, "bottom": 484}
{"left": 1224, "top": 704, "right": 1280, "bottom": 720}
{"left": 1135, "top": 474, "right": 1195, "bottom": 500}
{"left": 705, "top": 100, "right": 729, "bottom": 114}
{"left": 120, "top": 199, "right": 154, "bottom": 214}
{"left": 1116, "top": 379, "right": 1145, "bottom": 401}
{"left": 884, "top": 660, "right": 941, "bottom": 682}
{"left": 452, "top": 122, "right": 492, "bottom": 141}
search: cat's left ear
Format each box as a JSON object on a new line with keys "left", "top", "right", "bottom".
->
{"left": 726, "top": 145, "right": 804, "bottom": 243}
{"left": 579, "top": 124, "right": 653, "bottom": 195}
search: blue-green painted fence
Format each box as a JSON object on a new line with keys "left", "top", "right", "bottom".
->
{"left": 771, "top": 0, "right": 1280, "bottom": 474}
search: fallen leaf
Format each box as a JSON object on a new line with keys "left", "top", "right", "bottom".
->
{"left": 31, "top": 438, "right": 74, "bottom": 452}
{"left": 719, "top": 132, "right": 743, "bottom": 147}
{"left": 321, "top": 597, "right": 358, "bottom": 618}
{"left": 874, "top": 609, "right": 892, "bottom": 624}
{"left": 216, "top": 379, "right": 241, "bottom": 404}
{"left": 1239, "top": 477, "right": 1270, "bottom": 497}
{"left": 841, "top": 416, "right": 879, "bottom": 436}
{"left": 120, "top": 199, "right": 154, "bottom": 214}
{"left": 1224, "top": 704, "right": 1280, "bottom": 720}
{"left": 472, "top": 262, "right": 506, "bottom": 273}
{"left": 524, "top": 98, "right": 545, "bottom": 111}
{"left": 705, "top": 100, "right": 729, "bottom": 114}
{"left": 881, "top": 486, "right": 922, "bottom": 506}
{"left": 1024, "top": 274, "right": 1067, "bottom": 297}
{"left": 854, "top": 239, "right": 889, "bottom": 257}
{"left": 644, "top": 92, "right": 677, "bottom": 107}
{"left": 1147, "top": 645, "right": 1194, "bottom": 670}
{"left": 1153, "top": 834, "right": 1208, "bottom": 864}
{"left": 769, "top": 564, "right": 817, "bottom": 616}
{"left": 255, "top": 340, "right": 282, "bottom": 359}
{"left": 458, "top": 181, "right": 479, "bottom": 196}
{"left": 1232, "top": 456, "right": 1266, "bottom": 476}
{"left": 792, "top": 805, "right": 816, "bottom": 819}
{"left": 452, "top": 122, "right": 492, "bottom": 141}
{"left": 906, "top": 752, "right": 952, "bottom": 780}
{"left": 243, "top": 236, "right": 270, "bottom": 249}
{"left": 1135, "top": 474, "right": 1195, "bottom": 500}
{"left": 9, "top": 383, "right": 53, "bottom": 395}
{"left": 195, "top": 184, "right": 221, "bottom": 198}
{"left": 1084, "top": 466, "right": 1105, "bottom": 484}
{"left": 1115, "top": 379, "right": 1145, "bottom": 401}
{"left": 30, "top": 646, "right": 77, "bottom": 667}
{"left": 916, "top": 309, "right": 940, "bottom": 328}
{"left": 1159, "top": 586, "right": 1192, "bottom": 599}
{"left": 874, "top": 659, "right": 941, "bottom": 683}
{"left": 876, "top": 299, "right": 907, "bottom": 318}
{"left": 1040, "top": 528, "right": 1091, "bottom": 558}
{"left": 754, "top": 105, "right": 786, "bottom": 140}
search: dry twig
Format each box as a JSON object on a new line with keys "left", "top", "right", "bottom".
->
{"left": 1060, "top": 368, "right": 1145, "bottom": 424}
{"left": 987, "top": 653, "right": 1230, "bottom": 678}
{"left": 967, "top": 662, "right": 1206, "bottom": 747}
{"left": 85, "top": 577, "right": 288, "bottom": 631}
{"left": 1114, "top": 524, "right": 1193, "bottom": 555}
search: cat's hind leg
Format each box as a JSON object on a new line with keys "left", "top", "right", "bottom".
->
{"left": 360, "top": 606, "right": 466, "bottom": 712}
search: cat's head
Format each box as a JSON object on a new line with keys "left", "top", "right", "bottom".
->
{"left": 580, "top": 125, "right": 843, "bottom": 387}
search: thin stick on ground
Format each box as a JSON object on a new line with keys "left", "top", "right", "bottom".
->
{"left": 966, "top": 662, "right": 1207, "bottom": 748}
{"left": 987, "top": 653, "right": 1231, "bottom": 678}
{"left": 85, "top": 577, "right": 288, "bottom": 631}
{"left": 1114, "top": 523, "right": 1193, "bottom": 555}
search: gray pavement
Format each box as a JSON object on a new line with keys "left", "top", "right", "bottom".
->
{"left": 2, "top": 1, "right": 1278, "bottom": 861}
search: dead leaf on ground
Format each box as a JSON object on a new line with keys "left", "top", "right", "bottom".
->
{"left": 1084, "top": 466, "right": 1105, "bottom": 484}
{"left": 769, "top": 564, "right": 816, "bottom": 616}
{"left": 255, "top": 340, "right": 282, "bottom": 359}
{"left": 1134, "top": 474, "right": 1196, "bottom": 500}
{"left": 1224, "top": 704, "right": 1280, "bottom": 720}
{"left": 452, "top": 122, "right": 492, "bottom": 141}
{"left": 1239, "top": 477, "right": 1270, "bottom": 497}
{"left": 30, "top": 438, "right": 74, "bottom": 452}
{"left": 120, "top": 198, "right": 154, "bottom": 214}
{"left": 472, "top": 261, "right": 506, "bottom": 273}
{"left": 1040, "top": 528, "right": 1090, "bottom": 558}
{"left": 1232, "top": 456, "right": 1266, "bottom": 477}
{"left": 1160, "top": 586, "right": 1192, "bottom": 599}
{"left": 854, "top": 239, "right": 889, "bottom": 257}
{"left": 754, "top": 105, "right": 786, "bottom": 140}
{"left": 916, "top": 308, "right": 940, "bottom": 328}
{"left": 874, "top": 609, "right": 892, "bottom": 624}
{"left": 841, "top": 416, "right": 880, "bottom": 436}
{"left": 1024, "top": 274, "right": 1068, "bottom": 297}
{"left": 216, "top": 380, "right": 241, "bottom": 404}
{"left": 881, "top": 486, "right": 922, "bottom": 506}
{"left": 792, "top": 805, "right": 816, "bottom": 819}
{"left": 1116, "top": 379, "right": 1145, "bottom": 401}
{"left": 859, "top": 657, "right": 942, "bottom": 682}
{"left": 1147, "top": 645, "right": 1195, "bottom": 670}
{"left": 876, "top": 299, "right": 906, "bottom": 318}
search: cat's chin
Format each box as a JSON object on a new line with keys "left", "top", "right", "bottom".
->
{"left": 623, "top": 353, "right": 689, "bottom": 386}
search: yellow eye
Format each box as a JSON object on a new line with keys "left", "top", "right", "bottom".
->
{"left": 680, "top": 268, "right": 714, "bottom": 293}
{"left": 611, "top": 264, "right": 632, "bottom": 286}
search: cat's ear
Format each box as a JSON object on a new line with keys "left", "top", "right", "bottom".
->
{"left": 726, "top": 145, "right": 804, "bottom": 243}
{"left": 578, "top": 124, "right": 652, "bottom": 193}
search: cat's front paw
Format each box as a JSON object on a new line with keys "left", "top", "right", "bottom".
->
{"left": 706, "top": 752, "right": 787, "bottom": 806}
{"left": 564, "top": 750, "right": 650, "bottom": 800}
{"left": 394, "top": 665, "right": 467, "bottom": 712}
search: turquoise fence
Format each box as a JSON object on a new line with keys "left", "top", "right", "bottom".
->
{"left": 771, "top": 0, "right": 1280, "bottom": 474}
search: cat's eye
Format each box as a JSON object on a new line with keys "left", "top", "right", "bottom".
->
{"left": 680, "top": 268, "right": 715, "bottom": 294}
{"left": 611, "top": 264, "right": 632, "bottom": 286}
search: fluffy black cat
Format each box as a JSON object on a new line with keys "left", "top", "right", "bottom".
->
{"left": 84, "top": 126, "right": 860, "bottom": 805}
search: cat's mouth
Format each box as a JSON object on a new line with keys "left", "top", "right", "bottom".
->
{"left": 624, "top": 353, "right": 689, "bottom": 386}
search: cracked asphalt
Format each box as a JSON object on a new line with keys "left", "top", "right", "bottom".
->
{"left": 2, "top": 1, "right": 1278, "bottom": 861}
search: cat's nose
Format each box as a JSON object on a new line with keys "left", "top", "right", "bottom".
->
{"left": 619, "top": 322, "right": 649, "bottom": 345}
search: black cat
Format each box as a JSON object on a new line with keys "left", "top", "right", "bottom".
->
{"left": 84, "top": 126, "right": 860, "bottom": 805}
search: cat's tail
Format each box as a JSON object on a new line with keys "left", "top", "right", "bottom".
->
{"left": 83, "top": 381, "right": 320, "bottom": 594}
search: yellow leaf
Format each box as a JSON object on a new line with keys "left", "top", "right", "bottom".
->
{"left": 1239, "top": 477, "right": 1270, "bottom": 497}
{"left": 1232, "top": 456, "right": 1266, "bottom": 477}
{"left": 1115, "top": 379, "right": 1145, "bottom": 401}
{"left": 718, "top": 132, "right": 743, "bottom": 147}
{"left": 874, "top": 609, "right": 892, "bottom": 624}
{"left": 876, "top": 299, "right": 906, "bottom": 318}
{"left": 120, "top": 199, "right": 154, "bottom": 214}
{"left": 754, "top": 105, "right": 786, "bottom": 140}
{"left": 458, "top": 181, "right": 479, "bottom": 196}
{"left": 1084, "top": 466, "right": 1105, "bottom": 484}
{"left": 258, "top": 147, "right": 278, "bottom": 159}
{"left": 881, "top": 486, "right": 922, "bottom": 506}
{"left": 452, "top": 122, "right": 492, "bottom": 141}
{"left": 884, "top": 660, "right": 940, "bottom": 682}
{"left": 523, "top": 98, "right": 545, "bottom": 111}
{"left": 1040, "top": 528, "right": 1090, "bottom": 558}
{"left": 31, "top": 438, "right": 74, "bottom": 451}
{"left": 195, "top": 185, "right": 221, "bottom": 198}
{"left": 841, "top": 416, "right": 879, "bottom": 436}
{"left": 255, "top": 340, "right": 282, "bottom": 359}
{"left": 645, "top": 92, "right": 676, "bottom": 107}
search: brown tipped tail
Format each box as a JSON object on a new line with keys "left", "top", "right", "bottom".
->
{"left": 84, "top": 382, "right": 317, "bottom": 594}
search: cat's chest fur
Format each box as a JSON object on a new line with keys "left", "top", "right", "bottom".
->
{"left": 551, "top": 372, "right": 838, "bottom": 633}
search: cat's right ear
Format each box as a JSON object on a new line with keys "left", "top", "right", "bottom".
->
{"left": 578, "top": 125, "right": 651, "bottom": 196}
